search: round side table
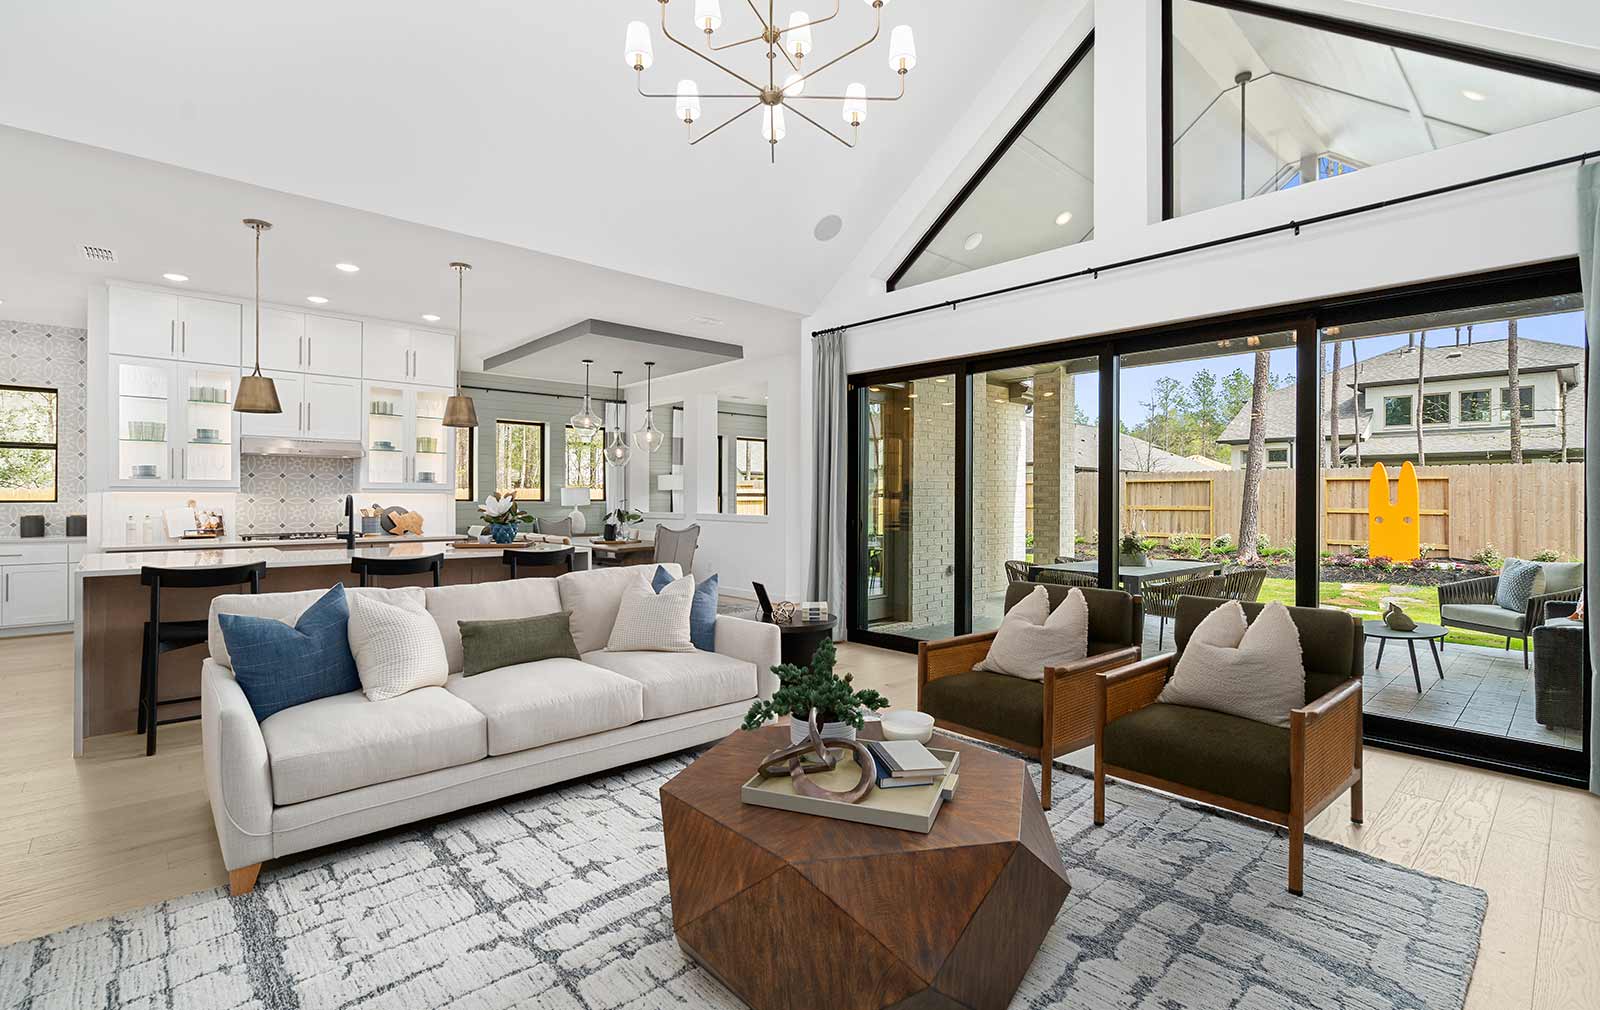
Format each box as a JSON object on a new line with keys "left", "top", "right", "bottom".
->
{"left": 772, "top": 616, "right": 838, "bottom": 667}
{"left": 1363, "top": 620, "right": 1446, "bottom": 693}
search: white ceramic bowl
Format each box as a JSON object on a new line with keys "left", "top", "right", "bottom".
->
{"left": 879, "top": 709, "right": 935, "bottom": 743}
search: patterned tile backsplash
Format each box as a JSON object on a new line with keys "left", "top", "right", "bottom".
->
{"left": 235, "top": 455, "right": 357, "bottom": 533}
{"left": 0, "top": 319, "right": 88, "bottom": 537}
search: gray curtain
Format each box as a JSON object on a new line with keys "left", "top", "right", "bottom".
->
{"left": 1580, "top": 162, "right": 1600, "bottom": 795}
{"left": 809, "top": 328, "right": 847, "bottom": 638}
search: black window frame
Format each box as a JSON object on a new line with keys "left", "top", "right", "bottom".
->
{"left": 886, "top": 30, "right": 1095, "bottom": 292}
{"left": 493, "top": 419, "right": 546, "bottom": 502}
{"left": 0, "top": 383, "right": 59, "bottom": 504}
{"left": 1160, "top": 0, "right": 1600, "bottom": 221}
{"left": 563, "top": 424, "right": 607, "bottom": 502}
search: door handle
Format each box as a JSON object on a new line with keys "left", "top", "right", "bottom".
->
{"left": 181, "top": 321, "right": 187, "bottom": 355}
{"left": 299, "top": 402, "right": 304, "bottom": 431}
{"left": 4, "top": 573, "right": 9, "bottom": 603}
{"left": 170, "top": 320, "right": 176, "bottom": 354}
{"left": 299, "top": 338, "right": 303, "bottom": 368}
{"left": 307, "top": 338, "right": 312, "bottom": 369}
{"left": 307, "top": 401, "right": 312, "bottom": 430}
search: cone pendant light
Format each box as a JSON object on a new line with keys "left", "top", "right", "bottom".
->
{"left": 441, "top": 261, "right": 479, "bottom": 428}
{"left": 235, "top": 219, "right": 283, "bottom": 414}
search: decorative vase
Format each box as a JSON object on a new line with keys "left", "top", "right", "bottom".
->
{"left": 603, "top": 519, "right": 619, "bottom": 541}
{"left": 490, "top": 523, "right": 518, "bottom": 544}
{"left": 790, "top": 717, "right": 857, "bottom": 746}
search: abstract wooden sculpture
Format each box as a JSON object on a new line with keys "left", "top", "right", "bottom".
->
{"left": 388, "top": 511, "right": 425, "bottom": 536}
{"left": 754, "top": 709, "right": 876, "bottom": 803}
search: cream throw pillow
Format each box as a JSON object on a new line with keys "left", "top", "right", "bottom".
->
{"left": 1158, "top": 600, "right": 1304, "bottom": 728}
{"left": 607, "top": 573, "right": 696, "bottom": 652}
{"left": 974, "top": 585, "right": 1089, "bottom": 681}
{"left": 347, "top": 590, "right": 449, "bottom": 701}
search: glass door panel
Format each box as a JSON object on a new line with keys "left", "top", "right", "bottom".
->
{"left": 366, "top": 383, "right": 408, "bottom": 485}
{"left": 413, "top": 387, "right": 450, "bottom": 488}
{"left": 114, "top": 357, "right": 172, "bottom": 483}
{"left": 179, "top": 364, "right": 236, "bottom": 482}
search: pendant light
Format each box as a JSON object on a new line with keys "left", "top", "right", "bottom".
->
{"left": 603, "top": 370, "right": 633, "bottom": 465}
{"left": 235, "top": 219, "right": 283, "bottom": 414}
{"left": 570, "top": 358, "right": 603, "bottom": 434}
{"left": 633, "top": 360, "right": 666, "bottom": 453}
{"left": 441, "top": 261, "right": 479, "bottom": 428}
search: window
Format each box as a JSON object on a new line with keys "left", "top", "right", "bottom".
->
{"left": 454, "top": 428, "right": 474, "bottom": 502}
{"left": 1422, "top": 393, "right": 1451, "bottom": 426}
{"left": 1167, "top": 0, "right": 1600, "bottom": 218}
{"left": 0, "top": 385, "right": 58, "bottom": 503}
{"left": 494, "top": 420, "right": 544, "bottom": 501}
{"left": 890, "top": 34, "right": 1094, "bottom": 290}
{"left": 1460, "top": 389, "right": 1491, "bottom": 423}
{"left": 734, "top": 437, "right": 767, "bottom": 516}
{"left": 564, "top": 425, "right": 606, "bottom": 501}
{"left": 1384, "top": 395, "right": 1413, "bottom": 427}
{"left": 1499, "top": 386, "right": 1534, "bottom": 421}
{"left": 1267, "top": 447, "right": 1290, "bottom": 464}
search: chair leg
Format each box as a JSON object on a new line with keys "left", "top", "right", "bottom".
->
{"left": 1504, "top": 636, "right": 1511, "bottom": 652}
{"left": 1040, "top": 755, "right": 1052, "bottom": 811}
{"left": 136, "top": 626, "right": 151, "bottom": 735}
{"left": 1351, "top": 779, "right": 1364, "bottom": 824}
{"left": 145, "top": 643, "right": 160, "bottom": 757}
{"left": 1093, "top": 767, "right": 1106, "bottom": 825}
{"left": 1158, "top": 617, "right": 1165, "bottom": 650}
{"left": 1288, "top": 816, "right": 1305, "bottom": 895}
{"left": 228, "top": 863, "right": 262, "bottom": 896}
{"left": 1523, "top": 636, "right": 1529, "bottom": 669}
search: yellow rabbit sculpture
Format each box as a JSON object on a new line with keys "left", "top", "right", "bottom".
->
{"left": 1367, "top": 461, "right": 1421, "bottom": 562}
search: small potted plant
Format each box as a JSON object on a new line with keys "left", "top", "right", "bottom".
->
{"left": 479, "top": 493, "right": 534, "bottom": 544}
{"left": 604, "top": 503, "right": 643, "bottom": 542}
{"left": 1119, "top": 531, "right": 1152, "bottom": 567}
{"left": 742, "top": 639, "right": 889, "bottom": 744}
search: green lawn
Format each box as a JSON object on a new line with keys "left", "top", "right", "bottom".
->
{"left": 1259, "top": 578, "right": 1508, "bottom": 650}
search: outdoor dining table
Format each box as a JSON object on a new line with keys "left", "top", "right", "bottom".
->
{"left": 1026, "top": 557, "right": 1224, "bottom": 596}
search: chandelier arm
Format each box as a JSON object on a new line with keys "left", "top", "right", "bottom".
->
{"left": 775, "top": 0, "right": 840, "bottom": 37}
{"left": 778, "top": 40, "right": 800, "bottom": 74}
{"left": 690, "top": 101, "right": 762, "bottom": 145}
{"left": 708, "top": 31, "right": 769, "bottom": 51}
{"left": 661, "top": 4, "right": 764, "bottom": 91}
{"left": 785, "top": 101, "right": 856, "bottom": 149}
{"left": 637, "top": 74, "right": 754, "bottom": 100}
{"left": 787, "top": 74, "right": 906, "bottom": 102}
{"left": 788, "top": 10, "right": 881, "bottom": 91}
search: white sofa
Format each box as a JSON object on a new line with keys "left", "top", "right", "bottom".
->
{"left": 201, "top": 564, "right": 779, "bottom": 893}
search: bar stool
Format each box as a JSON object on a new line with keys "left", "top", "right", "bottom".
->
{"left": 139, "top": 562, "right": 266, "bottom": 756}
{"left": 502, "top": 546, "right": 575, "bottom": 579}
{"left": 350, "top": 553, "right": 443, "bottom": 587}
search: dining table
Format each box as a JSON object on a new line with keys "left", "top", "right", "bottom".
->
{"left": 1026, "top": 557, "right": 1224, "bottom": 596}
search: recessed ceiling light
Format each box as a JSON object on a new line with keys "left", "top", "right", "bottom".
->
{"left": 162, "top": 272, "right": 189, "bottom": 282}
{"left": 813, "top": 214, "right": 844, "bottom": 242}
{"left": 421, "top": 313, "right": 441, "bottom": 322}
{"left": 306, "top": 295, "right": 329, "bottom": 304}
{"left": 1461, "top": 89, "right": 1486, "bottom": 102}
{"left": 963, "top": 232, "right": 984, "bottom": 252}
{"left": 1054, "top": 210, "right": 1074, "bottom": 227}
{"left": 335, "top": 262, "right": 360, "bottom": 273}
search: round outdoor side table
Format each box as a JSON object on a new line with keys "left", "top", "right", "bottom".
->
{"left": 772, "top": 616, "right": 837, "bottom": 667}
{"left": 1363, "top": 620, "right": 1447, "bottom": 693}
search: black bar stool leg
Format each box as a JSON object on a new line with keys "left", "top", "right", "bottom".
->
{"left": 145, "top": 643, "right": 160, "bottom": 756}
{"left": 136, "top": 626, "right": 151, "bottom": 735}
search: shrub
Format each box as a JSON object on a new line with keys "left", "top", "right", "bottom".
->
{"left": 1369, "top": 555, "right": 1395, "bottom": 571}
{"left": 1167, "top": 534, "right": 1207, "bottom": 559}
{"left": 1408, "top": 557, "right": 1431, "bottom": 571}
{"left": 1531, "top": 549, "right": 1561, "bottom": 563}
{"left": 1350, "top": 544, "right": 1369, "bottom": 558}
{"left": 1210, "top": 533, "right": 1233, "bottom": 552}
{"left": 1473, "top": 543, "right": 1503, "bottom": 568}
{"left": 1331, "top": 553, "right": 1358, "bottom": 567}
{"left": 1255, "top": 532, "right": 1271, "bottom": 551}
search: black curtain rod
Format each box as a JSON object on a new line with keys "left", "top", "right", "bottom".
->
{"left": 816, "top": 147, "right": 1600, "bottom": 337}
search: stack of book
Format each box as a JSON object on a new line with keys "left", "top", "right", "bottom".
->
{"left": 866, "top": 739, "right": 955, "bottom": 789}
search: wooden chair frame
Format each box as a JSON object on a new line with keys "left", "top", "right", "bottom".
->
{"left": 1092, "top": 655, "right": 1363, "bottom": 894}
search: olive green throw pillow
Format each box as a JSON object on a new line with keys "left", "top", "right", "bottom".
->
{"left": 459, "top": 612, "right": 580, "bottom": 676}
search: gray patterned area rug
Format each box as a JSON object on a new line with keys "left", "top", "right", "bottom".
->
{"left": 1, "top": 755, "right": 1485, "bottom": 1010}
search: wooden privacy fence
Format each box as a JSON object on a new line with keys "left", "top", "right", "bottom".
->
{"left": 1071, "top": 462, "right": 1585, "bottom": 559}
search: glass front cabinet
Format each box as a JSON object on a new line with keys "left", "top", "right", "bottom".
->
{"left": 110, "top": 356, "right": 240, "bottom": 487}
{"left": 362, "top": 381, "right": 455, "bottom": 490}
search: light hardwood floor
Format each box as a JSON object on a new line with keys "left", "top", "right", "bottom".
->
{"left": 2, "top": 633, "right": 1597, "bottom": 1010}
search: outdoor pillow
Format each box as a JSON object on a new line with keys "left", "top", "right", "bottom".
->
{"left": 1159, "top": 599, "right": 1304, "bottom": 728}
{"left": 1495, "top": 558, "right": 1542, "bottom": 613}
{"left": 652, "top": 565, "right": 718, "bottom": 651}
{"left": 608, "top": 573, "right": 696, "bottom": 652}
{"left": 347, "top": 590, "right": 449, "bottom": 700}
{"left": 458, "top": 612, "right": 580, "bottom": 676}
{"left": 1541, "top": 561, "right": 1584, "bottom": 595}
{"left": 975, "top": 584, "right": 1088, "bottom": 681}
{"left": 218, "top": 583, "right": 360, "bottom": 722}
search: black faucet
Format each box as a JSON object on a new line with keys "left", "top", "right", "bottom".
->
{"left": 344, "top": 495, "right": 357, "bottom": 549}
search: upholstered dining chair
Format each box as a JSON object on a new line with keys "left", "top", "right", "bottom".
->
{"left": 1140, "top": 570, "right": 1220, "bottom": 649}
{"left": 539, "top": 516, "right": 573, "bottom": 540}
{"left": 654, "top": 524, "right": 701, "bottom": 572}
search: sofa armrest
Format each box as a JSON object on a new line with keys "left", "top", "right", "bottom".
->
{"left": 715, "top": 615, "right": 782, "bottom": 700}
{"left": 1291, "top": 679, "right": 1363, "bottom": 820}
{"left": 917, "top": 631, "right": 997, "bottom": 692}
{"left": 1051, "top": 645, "right": 1140, "bottom": 680}
{"left": 1528, "top": 588, "right": 1583, "bottom": 631}
{"left": 1096, "top": 654, "right": 1172, "bottom": 729}
{"left": 1544, "top": 601, "right": 1580, "bottom": 623}
{"left": 1438, "top": 575, "right": 1498, "bottom": 607}
{"left": 201, "top": 659, "right": 274, "bottom": 871}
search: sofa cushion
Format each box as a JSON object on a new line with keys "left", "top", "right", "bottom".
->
{"left": 209, "top": 585, "right": 425, "bottom": 670}
{"left": 259, "top": 686, "right": 487, "bottom": 805}
{"left": 652, "top": 567, "right": 719, "bottom": 651}
{"left": 1495, "top": 558, "right": 1542, "bottom": 613}
{"left": 919, "top": 670, "right": 1042, "bottom": 747}
{"left": 219, "top": 584, "right": 360, "bottom": 722}
{"left": 460, "top": 612, "right": 580, "bottom": 676}
{"left": 1542, "top": 562, "right": 1584, "bottom": 595}
{"left": 1103, "top": 702, "right": 1291, "bottom": 813}
{"left": 347, "top": 590, "right": 449, "bottom": 701}
{"left": 608, "top": 574, "right": 697, "bottom": 652}
{"left": 1159, "top": 600, "right": 1304, "bottom": 728}
{"left": 425, "top": 578, "right": 563, "bottom": 674}
{"left": 581, "top": 650, "right": 758, "bottom": 720}
{"left": 1441, "top": 602, "right": 1525, "bottom": 633}
{"left": 975, "top": 584, "right": 1088, "bottom": 681}
{"left": 557, "top": 564, "right": 682, "bottom": 654}
{"left": 445, "top": 658, "right": 644, "bottom": 755}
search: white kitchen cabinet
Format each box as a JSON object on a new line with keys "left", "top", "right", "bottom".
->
{"left": 362, "top": 325, "right": 455, "bottom": 386}
{"left": 2, "top": 563, "right": 70, "bottom": 628}
{"left": 305, "top": 375, "right": 361, "bottom": 440}
{"left": 108, "top": 287, "right": 180, "bottom": 359}
{"left": 257, "top": 308, "right": 306, "bottom": 373}
{"left": 176, "top": 296, "right": 242, "bottom": 366}
{"left": 110, "top": 355, "right": 240, "bottom": 488}
{"left": 305, "top": 314, "right": 363, "bottom": 378}
{"left": 410, "top": 329, "right": 457, "bottom": 384}
{"left": 362, "top": 381, "right": 453, "bottom": 491}
{"left": 239, "top": 369, "right": 305, "bottom": 439}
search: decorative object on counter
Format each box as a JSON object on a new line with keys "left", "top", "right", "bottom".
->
{"left": 742, "top": 637, "right": 889, "bottom": 745}
{"left": 66, "top": 515, "right": 87, "bottom": 538}
{"left": 479, "top": 493, "right": 534, "bottom": 543}
{"left": 441, "top": 261, "right": 479, "bottom": 428}
{"left": 19, "top": 515, "right": 46, "bottom": 538}
{"left": 603, "top": 503, "right": 642, "bottom": 542}
{"left": 560, "top": 487, "right": 590, "bottom": 535}
{"left": 879, "top": 709, "right": 935, "bottom": 743}
{"left": 632, "top": 361, "right": 666, "bottom": 452}
{"left": 388, "top": 512, "right": 426, "bottom": 537}
{"left": 1118, "top": 530, "right": 1151, "bottom": 568}
{"left": 754, "top": 709, "right": 876, "bottom": 804}
{"left": 378, "top": 505, "right": 411, "bottom": 534}
{"left": 1383, "top": 600, "right": 1419, "bottom": 632}
{"left": 603, "top": 369, "right": 633, "bottom": 465}
{"left": 569, "top": 358, "right": 604, "bottom": 435}
{"left": 235, "top": 218, "right": 283, "bottom": 415}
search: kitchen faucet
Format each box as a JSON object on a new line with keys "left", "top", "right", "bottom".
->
{"left": 344, "top": 495, "right": 357, "bottom": 549}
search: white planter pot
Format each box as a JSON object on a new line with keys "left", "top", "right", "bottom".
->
{"left": 790, "top": 717, "right": 857, "bottom": 746}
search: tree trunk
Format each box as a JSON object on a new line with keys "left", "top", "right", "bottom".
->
{"left": 1415, "top": 331, "right": 1426, "bottom": 466}
{"left": 1328, "top": 340, "right": 1342, "bottom": 469}
{"left": 1508, "top": 318, "right": 1523, "bottom": 465}
{"left": 1237, "top": 350, "right": 1271, "bottom": 563}
{"left": 1350, "top": 340, "right": 1361, "bottom": 467}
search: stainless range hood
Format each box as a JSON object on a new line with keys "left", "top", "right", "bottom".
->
{"left": 240, "top": 435, "right": 366, "bottom": 459}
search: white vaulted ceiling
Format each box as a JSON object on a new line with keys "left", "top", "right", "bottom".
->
{"left": 0, "top": 0, "right": 1046, "bottom": 315}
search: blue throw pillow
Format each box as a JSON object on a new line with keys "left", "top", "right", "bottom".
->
{"left": 218, "top": 583, "right": 361, "bottom": 722}
{"left": 652, "top": 566, "right": 718, "bottom": 651}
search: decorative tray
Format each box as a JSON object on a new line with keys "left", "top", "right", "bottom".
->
{"left": 740, "top": 747, "right": 960, "bottom": 833}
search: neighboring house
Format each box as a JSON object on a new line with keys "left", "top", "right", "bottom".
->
{"left": 1072, "top": 425, "right": 1228, "bottom": 472}
{"left": 1218, "top": 337, "right": 1586, "bottom": 467}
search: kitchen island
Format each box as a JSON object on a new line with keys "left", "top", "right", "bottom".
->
{"left": 71, "top": 541, "right": 591, "bottom": 755}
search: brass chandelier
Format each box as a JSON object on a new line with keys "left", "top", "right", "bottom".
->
{"left": 623, "top": 1, "right": 919, "bottom": 163}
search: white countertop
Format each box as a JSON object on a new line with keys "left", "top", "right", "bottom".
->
{"left": 101, "top": 533, "right": 466, "bottom": 552}
{"left": 78, "top": 541, "right": 588, "bottom": 578}
{"left": 0, "top": 536, "right": 87, "bottom": 544}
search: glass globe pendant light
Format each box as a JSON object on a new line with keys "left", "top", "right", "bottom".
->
{"left": 570, "top": 359, "right": 603, "bottom": 434}
{"left": 603, "top": 370, "right": 633, "bottom": 465}
{"left": 235, "top": 218, "right": 282, "bottom": 414}
{"left": 633, "top": 361, "right": 666, "bottom": 453}
{"left": 441, "top": 262, "right": 479, "bottom": 428}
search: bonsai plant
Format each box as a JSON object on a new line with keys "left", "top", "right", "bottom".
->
{"left": 479, "top": 493, "right": 535, "bottom": 544}
{"left": 742, "top": 638, "right": 889, "bottom": 744}
{"left": 1118, "top": 531, "right": 1153, "bottom": 567}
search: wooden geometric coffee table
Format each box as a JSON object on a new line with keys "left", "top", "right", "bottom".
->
{"left": 660, "top": 725, "right": 1071, "bottom": 1010}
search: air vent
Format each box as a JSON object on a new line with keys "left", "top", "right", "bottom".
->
{"left": 82, "top": 245, "right": 118, "bottom": 264}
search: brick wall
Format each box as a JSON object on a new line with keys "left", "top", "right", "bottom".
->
{"left": 972, "top": 383, "right": 1028, "bottom": 598}
{"left": 909, "top": 377, "right": 956, "bottom": 626}
{"left": 1032, "top": 368, "right": 1077, "bottom": 561}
